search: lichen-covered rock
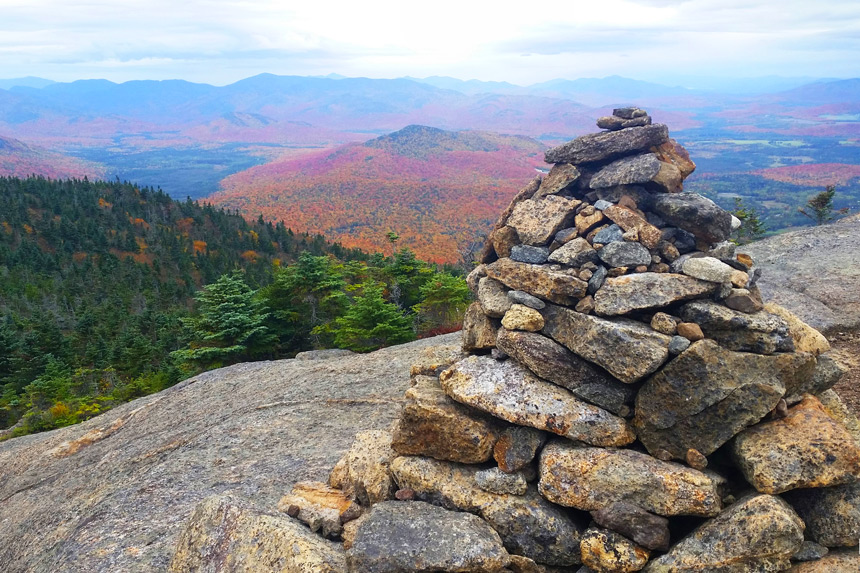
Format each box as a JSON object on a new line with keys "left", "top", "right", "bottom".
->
{"left": 329, "top": 430, "right": 397, "bottom": 507}
{"left": 542, "top": 304, "right": 671, "bottom": 384}
{"left": 580, "top": 527, "right": 650, "bottom": 573}
{"left": 538, "top": 440, "right": 721, "bottom": 517}
{"left": 277, "top": 481, "right": 361, "bottom": 538}
{"left": 643, "top": 494, "right": 804, "bottom": 573}
{"left": 502, "top": 304, "right": 545, "bottom": 332}
{"left": 463, "top": 301, "right": 498, "bottom": 351}
{"left": 602, "top": 206, "right": 663, "bottom": 252}
{"left": 732, "top": 395, "right": 860, "bottom": 494}
{"left": 494, "top": 424, "right": 547, "bottom": 473}
{"left": 479, "top": 277, "right": 513, "bottom": 317}
{"left": 440, "top": 356, "right": 635, "bottom": 447}
{"left": 679, "top": 300, "right": 795, "bottom": 354}
{"left": 816, "top": 389, "right": 860, "bottom": 446}
{"left": 486, "top": 258, "right": 588, "bottom": 305}
{"left": 783, "top": 481, "right": 860, "bottom": 547}
{"left": 785, "top": 354, "right": 847, "bottom": 400}
{"left": 536, "top": 163, "right": 581, "bottom": 197}
{"left": 762, "top": 303, "right": 830, "bottom": 355}
{"left": 652, "top": 192, "right": 733, "bottom": 244}
{"left": 634, "top": 340, "right": 811, "bottom": 458}
{"left": 548, "top": 237, "right": 599, "bottom": 266}
{"left": 651, "top": 139, "right": 696, "bottom": 179}
{"left": 495, "top": 328, "right": 625, "bottom": 401}
{"left": 169, "top": 495, "right": 347, "bottom": 573}
{"left": 544, "top": 124, "right": 669, "bottom": 165}
{"left": 390, "top": 456, "right": 584, "bottom": 566}
{"left": 591, "top": 502, "right": 670, "bottom": 552}
{"left": 589, "top": 154, "right": 662, "bottom": 189}
{"left": 346, "top": 500, "right": 510, "bottom": 572}
{"left": 593, "top": 273, "right": 717, "bottom": 316}
{"left": 391, "top": 376, "right": 502, "bottom": 464}
{"left": 491, "top": 225, "right": 521, "bottom": 259}
{"left": 410, "top": 344, "right": 466, "bottom": 377}
{"left": 506, "top": 196, "right": 581, "bottom": 246}
{"left": 786, "top": 549, "right": 860, "bottom": 571}
{"left": 479, "top": 176, "right": 540, "bottom": 263}
{"left": 476, "top": 467, "right": 529, "bottom": 495}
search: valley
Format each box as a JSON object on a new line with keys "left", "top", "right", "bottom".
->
{"left": 1, "top": 74, "right": 858, "bottom": 262}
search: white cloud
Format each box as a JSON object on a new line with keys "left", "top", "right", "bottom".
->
{"left": 0, "top": 0, "right": 857, "bottom": 84}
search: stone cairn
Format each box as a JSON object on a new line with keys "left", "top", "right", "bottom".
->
{"left": 173, "top": 109, "right": 860, "bottom": 573}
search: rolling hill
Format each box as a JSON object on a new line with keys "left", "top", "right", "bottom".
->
{"left": 0, "top": 134, "right": 104, "bottom": 179}
{"left": 210, "top": 125, "right": 545, "bottom": 262}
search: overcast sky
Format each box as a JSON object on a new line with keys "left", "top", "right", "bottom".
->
{"left": 2, "top": 0, "right": 859, "bottom": 86}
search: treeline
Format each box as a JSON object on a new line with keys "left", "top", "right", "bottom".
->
{"left": 0, "top": 176, "right": 469, "bottom": 439}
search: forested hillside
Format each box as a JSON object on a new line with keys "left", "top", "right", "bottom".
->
{"left": 212, "top": 125, "right": 545, "bottom": 262}
{"left": 0, "top": 177, "right": 468, "bottom": 438}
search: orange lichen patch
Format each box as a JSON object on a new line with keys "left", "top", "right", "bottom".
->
{"left": 290, "top": 482, "right": 356, "bottom": 514}
{"left": 98, "top": 197, "right": 112, "bottom": 208}
{"left": 192, "top": 240, "right": 208, "bottom": 254}
{"left": 240, "top": 249, "right": 258, "bottom": 261}
{"left": 51, "top": 417, "right": 125, "bottom": 458}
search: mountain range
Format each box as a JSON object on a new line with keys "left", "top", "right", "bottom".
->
{"left": 1, "top": 72, "right": 858, "bottom": 258}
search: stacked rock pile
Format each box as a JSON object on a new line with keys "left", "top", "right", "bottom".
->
{"left": 172, "top": 109, "right": 860, "bottom": 573}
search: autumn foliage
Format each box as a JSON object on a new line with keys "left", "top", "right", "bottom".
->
{"left": 212, "top": 126, "right": 546, "bottom": 263}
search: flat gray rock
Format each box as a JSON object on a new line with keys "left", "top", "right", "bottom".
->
{"left": 544, "top": 124, "right": 669, "bottom": 165}
{"left": 634, "top": 339, "right": 814, "bottom": 458}
{"left": 347, "top": 500, "right": 510, "bottom": 572}
{"left": 589, "top": 153, "right": 661, "bottom": 188}
{"left": 653, "top": 192, "right": 733, "bottom": 244}
{"left": 597, "top": 241, "right": 652, "bottom": 268}
{"left": 0, "top": 333, "right": 460, "bottom": 573}
{"left": 440, "top": 355, "right": 636, "bottom": 447}
{"left": 680, "top": 299, "right": 794, "bottom": 354}
{"left": 542, "top": 304, "right": 671, "bottom": 384}
{"left": 594, "top": 273, "right": 718, "bottom": 316}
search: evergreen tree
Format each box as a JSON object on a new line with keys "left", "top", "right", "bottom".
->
{"left": 731, "top": 197, "right": 766, "bottom": 244}
{"left": 798, "top": 186, "right": 850, "bottom": 225}
{"left": 172, "top": 271, "right": 276, "bottom": 370}
{"left": 331, "top": 283, "right": 415, "bottom": 352}
{"left": 413, "top": 272, "right": 470, "bottom": 335}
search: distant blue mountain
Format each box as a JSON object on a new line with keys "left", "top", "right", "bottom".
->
{"left": 0, "top": 76, "right": 55, "bottom": 90}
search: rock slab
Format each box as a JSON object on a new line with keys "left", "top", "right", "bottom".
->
{"left": 441, "top": 356, "right": 635, "bottom": 447}
{"left": 346, "top": 500, "right": 510, "bottom": 572}
{"left": 538, "top": 440, "right": 721, "bottom": 517}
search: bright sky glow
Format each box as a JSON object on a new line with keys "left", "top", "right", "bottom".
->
{"left": 1, "top": 0, "right": 858, "bottom": 85}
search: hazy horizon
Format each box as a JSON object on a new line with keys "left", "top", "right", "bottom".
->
{"left": 2, "top": 0, "right": 859, "bottom": 88}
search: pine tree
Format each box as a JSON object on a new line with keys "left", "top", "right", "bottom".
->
{"left": 172, "top": 271, "right": 276, "bottom": 369}
{"left": 331, "top": 283, "right": 415, "bottom": 352}
{"left": 413, "top": 272, "right": 470, "bottom": 335}
{"left": 731, "top": 197, "right": 766, "bottom": 244}
{"left": 798, "top": 186, "right": 850, "bottom": 225}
